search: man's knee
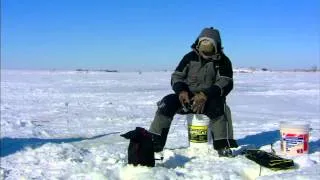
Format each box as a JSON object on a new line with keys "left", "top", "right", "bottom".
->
{"left": 204, "top": 99, "right": 225, "bottom": 119}
{"left": 157, "top": 94, "right": 181, "bottom": 117}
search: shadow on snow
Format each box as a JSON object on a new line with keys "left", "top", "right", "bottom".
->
{"left": 161, "top": 154, "right": 195, "bottom": 169}
{"left": 0, "top": 132, "right": 120, "bottom": 157}
{"left": 237, "top": 130, "right": 280, "bottom": 148}
{"left": 1, "top": 130, "right": 319, "bottom": 158}
{"left": 237, "top": 130, "right": 320, "bottom": 153}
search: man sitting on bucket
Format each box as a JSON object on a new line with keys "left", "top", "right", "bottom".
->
{"left": 121, "top": 27, "right": 238, "bottom": 166}
{"left": 150, "top": 26, "right": 238, "bottom": 155}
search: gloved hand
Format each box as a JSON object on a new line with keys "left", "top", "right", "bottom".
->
{"left": 178, "top": 91, "right": 190, "bottom": 106}
{"left": 191, "top": 92, "right": 207, "bottom": 114}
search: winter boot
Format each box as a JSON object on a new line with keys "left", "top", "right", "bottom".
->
{"left": 217, "top": 147, "right": 234, "bottom": 157}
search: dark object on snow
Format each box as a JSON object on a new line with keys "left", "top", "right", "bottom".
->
{"left": 244, "top": 149, "right": 295, "bottom": 171}
{"left": 120, "top": 127, "right": 161, "bottom": 167}
{"left": 217, "top": 147, "right": 234, "bottom": 157}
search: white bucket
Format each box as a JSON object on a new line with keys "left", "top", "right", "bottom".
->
{"left": 280, "top": 121, "right": 310, "bottom": 156}
{"left": 187, "top": 114, "right": 212, "bottom": 149}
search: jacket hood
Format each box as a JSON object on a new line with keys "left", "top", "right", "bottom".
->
{"left": 191, "top": 27, "right": 222, "bottom": 54}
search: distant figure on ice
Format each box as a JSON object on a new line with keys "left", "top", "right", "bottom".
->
{"left": 148, "top": 27, "right": 238, "bottom": 156}
{"left": 121, "top": 27, "right": 238, "bottom": 166}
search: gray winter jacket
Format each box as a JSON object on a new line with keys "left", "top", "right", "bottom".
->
{"left": 171, "top": 28, "right": 233, "bottom": 99}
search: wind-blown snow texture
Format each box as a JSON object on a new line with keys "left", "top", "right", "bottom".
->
{"left": 1, "top": 70, "right": 319, "bottom": 179}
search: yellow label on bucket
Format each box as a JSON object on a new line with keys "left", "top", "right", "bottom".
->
{"left": 188, "top": 125, "right": 208, "bottom": 143}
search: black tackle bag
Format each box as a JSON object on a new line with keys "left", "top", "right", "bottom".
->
{"left": 245, "top": 149, "right": 295, "bottom": 170}
{"left": 121, "top": 127, "right": 159, "bottom": 167}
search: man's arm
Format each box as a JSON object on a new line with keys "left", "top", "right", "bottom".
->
{"left": 171, "top": 53, "right": 192, "bottom": 94}
{"left": 203, "top": 55, "right": 233, "bottom": 98}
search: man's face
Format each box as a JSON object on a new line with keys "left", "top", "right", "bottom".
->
{"left": 198, "top": 39, "right": 216, "bottom": 56}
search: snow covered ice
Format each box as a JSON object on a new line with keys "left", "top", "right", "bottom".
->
{"left": 1, "top": 70, "right": 319, "bottom": 179}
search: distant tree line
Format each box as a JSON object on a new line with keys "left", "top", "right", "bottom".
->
{"left": 293, "top": 65, "right": 318, "bottom": 72}
{"left": 75, "top": 69, "right": 118, "bottom": 72}
{"left": 236, "top": 65, "right": 319, "bottom": 72}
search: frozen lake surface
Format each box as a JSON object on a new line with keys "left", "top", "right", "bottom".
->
{"left": 1, "top": 70, "right": 319, "bottom": 179}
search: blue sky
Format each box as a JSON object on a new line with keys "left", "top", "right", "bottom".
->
{"left": 1, "top": 0, "right": 319, "bottom": 71}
